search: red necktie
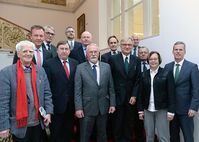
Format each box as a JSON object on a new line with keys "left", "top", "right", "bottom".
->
{"left": 36, "top": 49, "right": 42, "bottom": 66}
{"left": 63, "top": 61, "right": 70, "bottom": 79}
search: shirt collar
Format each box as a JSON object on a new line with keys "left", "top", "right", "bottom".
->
{"left": 89, "top": 61, "right": 99, "bottom": 67}
{"left": 175, "top": 59, "right": 184, "bottom": 66}
{"left": 150, "top": 66, "right": 159, "bottom": 74}
{"left": 122, "top": 53, "right": 130, "bottom": 61}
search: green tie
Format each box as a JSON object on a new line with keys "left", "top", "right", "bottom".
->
{"left": 124, "top": 56, "right": 129, "bottom": 74}
{"left": 174, "top": 64, "right": 180, "bottom": 82}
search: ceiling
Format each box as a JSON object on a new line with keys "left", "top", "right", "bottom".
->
{"left": 0, "top": 0, "right": 86, "bottom": 12}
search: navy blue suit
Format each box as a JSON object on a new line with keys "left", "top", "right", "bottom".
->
{"left": 165, "top": 60, "right": 199, "bottom": 142}
{"left": 43, "top": 56, "right": 78, "bottom": 142}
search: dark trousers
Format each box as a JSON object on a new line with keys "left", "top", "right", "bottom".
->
{"left": 113, "top": 104, "right": 143, "bottom": 142}
{"left": 170, "top": 114, "right": 194, "bottom": 142}
{"left": 50, "top": 104, "right": 74, "bottom": 142}
{"left": 12, "top": 124, "right": 42, "bottom": 142}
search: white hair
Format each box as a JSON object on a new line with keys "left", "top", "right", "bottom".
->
{"left": 16, "top": 40, "right": 35, "bottom": 53}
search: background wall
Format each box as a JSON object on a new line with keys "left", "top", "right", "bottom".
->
{"left": 140, "top": 0, "right": 199, "bottom": 141}
{"left": 0, "top": 3, "right": 75, "bottom": 44}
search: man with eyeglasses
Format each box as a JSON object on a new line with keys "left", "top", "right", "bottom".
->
{"left": 43, "top": 26, "right": 57, "bottom": 57}
{"left": 65, "top": 26, "right": 82, "bottom": 51}
{"left": 109, "top": 37, "right": 141, "bottom": 142}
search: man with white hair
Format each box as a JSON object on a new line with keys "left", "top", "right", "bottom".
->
{"left": 0, "top": 40, "right": 53, "bottom": 142}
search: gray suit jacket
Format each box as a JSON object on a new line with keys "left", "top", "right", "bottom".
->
{"left": 0, "top": 64, "right": 53, "bottom": 138}
{"left": 74, "top": 61, "right": 115, "bottom": 116}
{"left": 165, "top": 59, "right": 199, "bottom": 114}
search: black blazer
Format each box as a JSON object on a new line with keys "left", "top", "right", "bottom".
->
{"left": 42, "top": 42, "right": 57, "bottom": 57}
{"left": 101, "top": 51, "right": 120, "bottom": 63}
{"left": 138, "top": 67, "right": 175, "bottom": 113}
{"left": 43, "top": 56, "right": 78, "bottom": 113}
{"left": 109, "top": 53, "right": 141, "bottom": 105}
{"left": 12, "top": 46, "right": 53, "bottom": 65}
{"left": 69, "top": 43, "right": 86, "bottom": 64}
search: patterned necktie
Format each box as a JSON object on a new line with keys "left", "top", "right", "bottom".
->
{"left": 63, "top": 61, "right": 70, "bottom": 79}
{"left": 124, "top": 56, "right": 129, "bottom": 74}
{"left": 143, "top": 62, "right": 147, "bottom": 72}
{"left": 46, "top": 43, "right": 51, "bottom": 50}
{"left": 174, "top": 64, "right": 180, "bottom": 82}
{"left": 92, "top": 64, "right": 97, "bottom": 81}
{"left": 36, "top": 49, "right": 42, "bottom": 66}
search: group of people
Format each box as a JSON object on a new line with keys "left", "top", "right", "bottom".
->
{"left": 0, "top": 24, "right": 199, "bottom": 142}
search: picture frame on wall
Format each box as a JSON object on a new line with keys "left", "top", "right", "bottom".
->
{"left": 77, "top": 13, "right": 85, "bottom": 39}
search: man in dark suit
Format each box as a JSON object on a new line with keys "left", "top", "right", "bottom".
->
{"left": 74, "top": 43, "right": 116, "bottom": 142}
{"left": 131, "top": 34, "right": 141, "bottom": 56}
{"left": 43, "top": 25, "right": 57, "bottom": 57}
{"left": 65, "top": 26, "right": 82, "bottom": 51}
{"left": 109, "top": 37, "right": 141, "bottom": 142}
{"left": 101, "top": 35, "right": 120, "bottom": 63}
{"left": 43, "top": 41, "right": 78, "bottom": 142}
{"left": 13, "top": 25, "right": 52, "bottom": 65}
{"left": 165, "top": 41, "right": 199, "bottom": 142}
{"left": 69, "top": 31, "right": 92, "bottom": 64}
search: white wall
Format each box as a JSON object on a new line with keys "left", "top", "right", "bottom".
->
{"left": 140, "top": 0, "right": 199, "bottom": 66}
{"left": 140, "top": 1, "right": 199, "bottom": 141}
{"left": 0, "top": 3, "right": 75, "bottom": 44}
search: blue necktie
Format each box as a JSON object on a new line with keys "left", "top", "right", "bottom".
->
{"left": 92, "top": 64, "right": 97, "bottom": 81}
{"left": 143, "top": 62, "right": 147, "bottom": 72}
{"left": 133, "top": 48, "right": 137, "bottom": 56}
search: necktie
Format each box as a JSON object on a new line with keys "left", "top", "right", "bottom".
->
{"left": 92, "top": 64, "right": 97, "bottom": 81}
{"left": 36, "top": 49, "right": 42, "bottom": 66}
{"left": 133, "top": 48, "right": 137, "bottom": 56}
{"left": 174, "top": 64, "right": 180, "bottom": 82}
{"left": 113, "top": 51, "right": 116, "bottom": 55}
{"left": 46, "top": 43, "right": 51, "bottom": 50}
{"left": 63, "top": 61, "right": 70, "bottom": 79}
{"left": 142, "top": 62, "right": 147, "bottom": 72}
{"left": 124, "top": 56, "right": 129, "bottom": 74}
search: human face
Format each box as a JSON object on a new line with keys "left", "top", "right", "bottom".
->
{"left": 149, "top": 53, "right": 160, "bottom": 70}
{"left": 65, "top": 27, "right": 75, "bottom": 40}
{"left": 138, "top": 48, "right": 149, "bottom": 61}
{"left": 81, "top": 31, "right": 92, "bottom": 47}
{"left": 108, "top": 37, "right": 118, "bottom": 51}
{"left": 18, "top": 45, "right": 34, "bottom": 66}
{"left": 120, "top": 39, "right": 133, "bottom": 56}
{"left": 172, "top": 44, "right": 186, "bottom": 63}
{"left": 30, "top": 28, "right": 45, "bottom": 48}
{"left": 57, "top": 44, "right": 70, "bottom": 61}
{"left": 132, "top": 35, "right": 140, "bottom": 47}
{"left": 86, "top": 44, "right": 99, "bottom": 64}
{"left": 44, "top": 28, "right": 55, "bottom": 43}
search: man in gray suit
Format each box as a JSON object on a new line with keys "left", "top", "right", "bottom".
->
{"left": 74, "top": 43, "right": 116, "bottom": 142}
{"left": 0, "top": 40, "right": 53, "bottom": 142}
{"left": 165, "top": 41, "right": 199, "bottom": 142}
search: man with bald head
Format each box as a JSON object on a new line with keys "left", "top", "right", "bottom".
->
{"left": 69, "top": 31, "right": 92, "bottom": 64}
{"left": 74, "top": 43, "right": 116, "bottom": 142}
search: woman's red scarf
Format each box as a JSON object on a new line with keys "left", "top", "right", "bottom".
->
{"left": 16, "top": 60, "right": 39, "bottom": 128}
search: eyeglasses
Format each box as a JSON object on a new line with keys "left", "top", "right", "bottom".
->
{"left": 45, "top": 32, "right": 55, "bottom": 36}
{"left": 121, "top": 44, "right": 132, "bottom": 46}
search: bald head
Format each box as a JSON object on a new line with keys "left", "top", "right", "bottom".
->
{"left": 81, "top": 31, "right": 92, "bottom": 47}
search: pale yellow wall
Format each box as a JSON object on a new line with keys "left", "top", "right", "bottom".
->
{"left": 0, "top": 3, "right": 75, "bottom": 45}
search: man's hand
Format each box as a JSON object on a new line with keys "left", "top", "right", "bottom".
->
{"left": 0, "top": 129, "right": 10, "bottom": 138}
{"left": 75, "top": 110, "right": 84, "bottom": 118}
{"left": 188, "top": 109, "right": 197, "bottom": 117}
{"left": 129, "top": 96, "right": 136, "bottom": 105}
{"left": 138, "top": 112, "right": 144, "bottom": 120}
{"left": 109, "top": 106, "right": 116, "bottom": 114}
{"left": 44, "top": 114, "right": 51, "bottom": 126}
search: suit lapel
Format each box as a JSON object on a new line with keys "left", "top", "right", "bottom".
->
{"left": 85, "top": 62, "right": 98, "bottom": 85}
{"left": 176, "top": 60, "right": 186, "bottom": 83}
{"left": 118, "top": 54, "right": 127, "bottom": 77}
{"left": 55, "top": 57, "right": 69, "bottom": 81}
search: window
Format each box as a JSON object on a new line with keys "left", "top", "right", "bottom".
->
{"left": 109, "top": 0, "right": 159, "bottom": 39}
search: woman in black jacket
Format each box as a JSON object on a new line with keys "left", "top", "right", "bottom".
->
{"left": 138, "top": 51, "right": 175, "bottom": 142}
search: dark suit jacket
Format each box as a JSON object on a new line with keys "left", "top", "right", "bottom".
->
{"left": 109, "top": 53, "right": 141, "bottom": 105}
{"left": 101, "top": 51, "right": 120, "bottom": 63}
{"left": 74, "top": 61, "right": 116, "bottom": 116}
{"left": 165, "top": 60, "right": 199, "bottom": 114}
{"left": 43, "top": 57, "right": 78, "bottom": 114}
{"left": 69, "top": 43, "right": 86, "bottom": 64}
{"left": 42, "top": 42, "right": 57, "bottom": 57}
{"left": 138, "top": 67, "right": 175, "bottom": 113}
{"left": 12, "top": 46, "right": 53, "bottom": 65}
